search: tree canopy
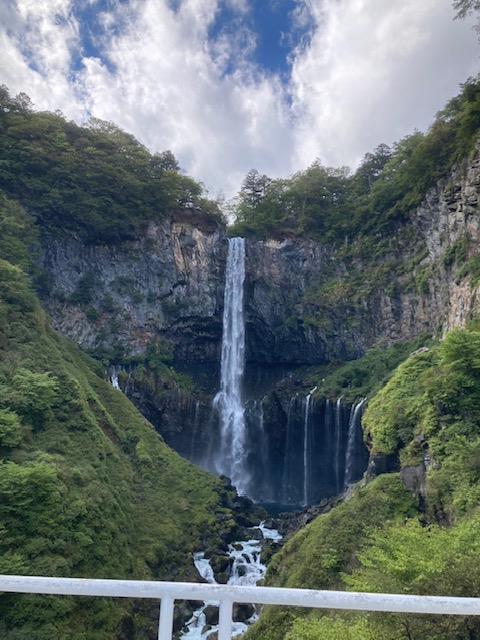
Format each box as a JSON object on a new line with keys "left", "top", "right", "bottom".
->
{"left": 0, "top": 87, "right": 221, "bottom": 243}
{"left": 231, "top": 77, "right": 480, "bottom": 242}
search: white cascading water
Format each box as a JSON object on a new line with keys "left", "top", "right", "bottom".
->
{"left": 181, "top": 522, "right": 282, "bottom": 639}
{"left": 344, "top": 398, "right": 366, "bottom": 489}
{"left": 282, "top": 396, "right": 296, "bottom": 504}
{"left": 303, "top": 387, "right": 317, "bottom": 506}
{"left": 109, "top": 366, "right": 121, "bottom": 390}
{"left": 214, "top": 237, "right": 247, "bottom": 494}
{"left": 334, "top": 396, "right": 343, "bottom": 493}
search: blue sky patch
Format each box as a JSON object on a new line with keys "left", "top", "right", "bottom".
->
{"left": 209, "top": 0, "right": 314, "bottom": 78}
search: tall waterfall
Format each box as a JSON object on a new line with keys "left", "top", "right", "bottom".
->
{"left": 214, "top": 238, "right": 247, "bottom": 494}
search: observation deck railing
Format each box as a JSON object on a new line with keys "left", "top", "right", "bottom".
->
{"left": 1, "top": 575, "right": 480, "bottom": 639}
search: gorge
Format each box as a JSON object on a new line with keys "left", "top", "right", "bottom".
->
{"left": 1, "top": 77, "right": 480, "bottom": 640}
{"left": 35, "top": 133, "right": 480, "bottom": 509}
{"left": 37, "top": 130, "right": 480, "bottom": 508}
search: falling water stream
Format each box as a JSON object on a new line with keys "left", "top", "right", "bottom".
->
{"left": 303, "top": 387, "right": 317, "bottom": 506}
{"left": 344, "top": 398, "right": 366, "bottom": 489}
{"left": 214, "top": 238, "right": 247, "bottom": 494}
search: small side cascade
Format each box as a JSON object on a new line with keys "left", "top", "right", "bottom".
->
{"left": 303, "top": 387, "right": 317, "bottom": 507}
{"left": 109, "top": 365, "right": 122, "bottom": 390}
{"left": 334, "top": 396, "right": 344, "bottom": 493}
{"left": 344, "top": 398, "right": 367, "bottom": 489}
{"left": 282, "top": 395, "right": 299, "bottom": 504}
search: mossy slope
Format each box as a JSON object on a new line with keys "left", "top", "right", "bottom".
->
{"left": 248, "top": 327, "right": 480, "bottom": 640}
{"left": 0, "top": 194, "right": 233, "bottom": 638}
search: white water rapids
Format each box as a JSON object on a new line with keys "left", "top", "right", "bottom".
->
{"left": 181, "top": 522, "right": 281, "bottom": 639}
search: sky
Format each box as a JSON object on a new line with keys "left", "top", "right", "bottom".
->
{"left": 0, "top": 0, "right": 478, "bottom": 197}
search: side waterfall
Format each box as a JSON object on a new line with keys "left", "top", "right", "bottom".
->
{"left": 213, "top": 238, "right": 247, "bottom": 494}
{"left": 344, "top": 398, "right": 366, "bottom": 489}
{"left": 334, "top": 396, "right": 343, "bottom": 494}
{"left": 303, "top": 387, "right": 317, "bottom": 506}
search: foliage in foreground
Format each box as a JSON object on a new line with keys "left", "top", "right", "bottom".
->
{"left": 249, "top": 326, "right": 480, "bottom": 640}
{"left": 0, "top": 194, "right": 234, "bottom": 638}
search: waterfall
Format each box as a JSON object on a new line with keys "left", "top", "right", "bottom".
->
{"left": 109, "top": 366, "right": 121, "bottom": 390}
{"left": 282, "top": 396, "right": 296, "bottom": 504}
{"left": 344, "top": 398, "right": 366, "bottom": 489}
{"left": 303, "top": 387, "right": 317, "bottom": 506}
{"left": 213, "top": 238, "right": 247, "bottom": 494}
{"left": 190, "top": 400, "right": 200, "bottom": 462}
{"left": 334, "top": 396, "right": 343, "bottom": 493}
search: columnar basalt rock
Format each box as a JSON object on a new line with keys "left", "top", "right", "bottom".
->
{"left": 243, "top": 142, "right": 480, "bottom": 365}
{"left": 40, "top": 209, "right": 227, "bottom": 363}
{"left": 40, "top": 145, "right": 480, "bottom": 371}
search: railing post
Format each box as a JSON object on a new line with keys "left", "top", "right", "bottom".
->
{"left": 158, "top": 596, "right": 175, "bottom": 640}
{"left": 218, "top": 598, "right": 233, "bottom": 640}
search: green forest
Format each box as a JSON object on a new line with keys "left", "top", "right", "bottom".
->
{"left": 231, "top": 76, "right": 480, "bottom": 242}
{"left": 0, "top": 4, "right": 480, "bottom": 638}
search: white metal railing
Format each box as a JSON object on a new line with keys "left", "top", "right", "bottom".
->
{"left": 1, "top": 575, "right": 480, "bottom": 639}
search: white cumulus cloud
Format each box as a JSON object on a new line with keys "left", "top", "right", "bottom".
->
{"left": 0, "top": 0, "right": 478, "bottom": 195}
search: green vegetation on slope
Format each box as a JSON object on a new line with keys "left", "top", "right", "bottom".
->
{"left": 0, "top": 193, "right": 235, "bottom": 639}
{"left": 364, "top": 328, "right": 480, "bottom": 517}
{"left": 0, "top": 87, "right": 222, "bottom": 243}
{"left": 231, "top": 77, "right": 480, "bottom": 242}
{"left": 249, "top": 326, "right": 480, "bottom": 640}
{"left": 283, "top": 510, "right": 480, "bottom": 640}
{"left": 245, "top": 475, "right": 416, "bottom": 640}
{"left": 306, "top": 335, "right": 433, "bottom": 403}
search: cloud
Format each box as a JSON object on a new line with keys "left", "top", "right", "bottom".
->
{"left": 291, "top": 0, "right": 479, "bottom": 169}
{"left": 0, "top": 0, "right": 478, "bottom": 196}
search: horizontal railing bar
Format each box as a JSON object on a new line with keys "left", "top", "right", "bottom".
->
{"left": 1, "top": 576, "right": 480, "bottom": 616}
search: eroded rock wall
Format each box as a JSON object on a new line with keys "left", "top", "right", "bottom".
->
{"left": 40, "top": 209, "right": 227, "bottom": 363}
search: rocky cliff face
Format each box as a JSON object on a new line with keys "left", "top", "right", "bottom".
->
{"left": 244, "top": 141, "right": 480, "bottom": 364}
{"left": 40, "top": 143, "right": 480, "bottom": 371}
{"left": 37, "top": 144, "right": 480, "bottom": 506}
{"left": 40, "top": 209, "right": 227, "bottom": 364}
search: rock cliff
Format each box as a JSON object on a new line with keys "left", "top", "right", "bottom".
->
{"left": 36, "top": 143, "right": 480, "bottom": 505}
{"left": 39, "top": 143, "right": 480, "bottom": 371}
{"left": 40, "top": 209, "right": 227, "bottom": 364}
{"left": 244, "top": 141, "right": 480, "bottom": 363}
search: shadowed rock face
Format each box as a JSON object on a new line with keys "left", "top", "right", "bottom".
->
{"left": 40, "top": 209, "right": 228, "bottom": 363}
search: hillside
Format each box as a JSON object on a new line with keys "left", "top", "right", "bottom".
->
{"left": 246, "top": 327, "right": 480, "bottom": 640}
{"left": 0, "top": 193, "right": 237, "bottom": 639}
